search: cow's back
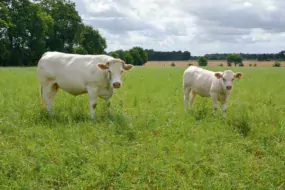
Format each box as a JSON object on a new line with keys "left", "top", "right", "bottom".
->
{"left": 183, "top": 66, "right": 215, "bottom": 96}
{"left": 38, "top": 52, "right": 111, "bottom": 71}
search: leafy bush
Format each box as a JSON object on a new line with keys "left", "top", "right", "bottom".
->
{"left": 198, "top": 56, "right": 208, "bottom": 66}
{"left": 249, "top": 64, "right": 252, "bottom": 67}
{"left": 170, "top": 62, "right": 176, "bottom": 67}
{"left": 273, "top": 61, "right": 281, "bottom": 67}
{"left": 188, "top": 63, "right": 193, "bottom": 66}
{"left": 254, "top": 64, "right": 257, "bottom": 67}
{"left": 219, "top": 63, "right": 223, "bottom": 67}
{"left": 239, "top": 62, "right": 244, "bottom": 67}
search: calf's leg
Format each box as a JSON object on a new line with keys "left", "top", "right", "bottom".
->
{"left": 221, "top": 100, "right": 227, "bottom": 117}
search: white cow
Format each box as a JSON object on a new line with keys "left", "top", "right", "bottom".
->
{"left": 183, "top": 66, "right": 243, "bottom": 116}
{"left": 36, "top": 51, "right": 134, "bottom": 119}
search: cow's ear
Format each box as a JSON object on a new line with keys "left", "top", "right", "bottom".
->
{"left": 123, "top": 64, "right": 134, "bottom": 71}
{"left": 98, "top": 63, "right": 109, "bottom": 70}
{"left": 235, "top": 72, "right": 243, "bottom": 79}
{"left": 214, "top": 72, "right": 223, "bottom": 79}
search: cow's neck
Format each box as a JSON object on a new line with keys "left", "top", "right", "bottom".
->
{"left": 218, "top": 79, "right": 231, "bottom": 95}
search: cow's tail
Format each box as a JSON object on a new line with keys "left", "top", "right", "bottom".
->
{"left": 39, "top": 84, "right": 46, "bottom": 108}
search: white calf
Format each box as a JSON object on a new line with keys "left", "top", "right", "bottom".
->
{"left": 36, "top": 51, "right": 134, "bottom": 119}
{"left": 183, "top": 66, "right": 243, "bottom": 116}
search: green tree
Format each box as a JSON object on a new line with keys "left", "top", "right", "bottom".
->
{"left": 131, "top": 46, "right": 147, "bottom": 64}
{"left": 3, "top": 0, "right": 53, "bottom": 66}
{"left": 129, "top": 47, "right": 147, "bottom": 65}
{"left": 129, "top": 48, "right": 143, "bottom": 65}
{"left": 125, "top": 51, "right": 134, "bottom": 65}
{"left": 182, "top": 51, "right": 191, "bottom": 60}
{"left": 227, "top": 53, "right": 243, "bottom": 66}
{"left": 0, "top": 0, "right": 108, "bottom": 66}
{"left": 73, "top": 46, "right": 87, "bottom": 54}
{"left": 115, "top": 50, "right": 126, "bottom": 62}
{"left": 0, "top": 2, "right": 12, "bottom": 65}
{"left": 80, "top": 25, "right": 106, "bottom": 54}
{"left": 27, "top": 3, "right": 54, "bottom": 65}
{"left": 109, "top": 52, "right": 120, "bottom": 58}
{"left": 198, "top": 56, "right": 208, "bottom": 66}
{"left": 37, "top": 0, "right": 83, "bottom": 52}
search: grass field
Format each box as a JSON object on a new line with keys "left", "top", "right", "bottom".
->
{"left": 0, "top": 66, "right": 284, "bottom": 189}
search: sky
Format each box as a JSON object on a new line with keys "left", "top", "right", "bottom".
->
{"left": 73, "top": 0, "right": 285, "bottom": 55}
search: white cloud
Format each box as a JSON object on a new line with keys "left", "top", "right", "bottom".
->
{"left": 244, "top": 2, "right": 253, "bottom": 7}
{"left": 73, "top": 0, "right": 285, "bottom": 55}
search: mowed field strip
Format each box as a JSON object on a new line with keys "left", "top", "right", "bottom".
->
{"left": 0, "top": 66, "right": 284, "bottom": 189}
{"left": 145, "top": 60, "right": 285, "bottom": 67}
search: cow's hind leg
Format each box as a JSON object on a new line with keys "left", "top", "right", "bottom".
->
{"left": 210, "top": 93, "right": 219, "bottom": 116}
{"left": 189, "top": 90, "right": 196, "bottom": 109}
{"left": 184, "top": 86, "right": 191, "bottom": 111}
{"left": 42, "top": 81, "right": 59, "bottom": 113}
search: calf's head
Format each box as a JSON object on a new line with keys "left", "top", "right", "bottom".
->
{"left": 214, "top": 70, "right": 243, "bottom": 90}
{"left": 98, "top": 59, "right": 134, "bottom": 88}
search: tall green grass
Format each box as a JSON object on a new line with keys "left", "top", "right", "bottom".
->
{"left": 0, "top": 66, "right": 284, "bottom": 189}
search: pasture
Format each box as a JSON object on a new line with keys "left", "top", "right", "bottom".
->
{"left": 0, "top": 66, "right": 284, "bottom": 189}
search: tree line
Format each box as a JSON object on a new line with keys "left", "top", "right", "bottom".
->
{"left": 203, "top": 51, "right": 285, "bottom": 61}
{"left": 143, "top": 50, "right": 285, "bottom": 62}
{"left": 0, "top": 0, "right": 149, "bottom": 67}
{"left": 196, "top": 53, "right": 282, "bottom": 67}
{"left": 145, "top": 49, "right": 191, "bottom": 61}
{"left": 1, "top": 0, "right": 284, "bottom": 67}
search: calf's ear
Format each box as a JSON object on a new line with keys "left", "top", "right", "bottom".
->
{"left": 235, "top": 72, "right": 243, "bottom": 79}
{"left": 214, "top": 72, "right": 223, "bottom": 79}
{"left": 123, "top": 64, "right": 134, "bottom": 71}
{"left": 98, "top": 63, "right": 109, "bottom": 70}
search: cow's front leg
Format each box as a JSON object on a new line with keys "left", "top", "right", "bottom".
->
{"left": 211, "top": 93, "right": 219, "bottom": 116}
{"left": 87, "top": 87, "right": 99, "bottom": 119}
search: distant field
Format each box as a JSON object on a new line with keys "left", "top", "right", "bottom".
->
{"left": 145, "top": 60, "right": 285, "bottom": 67}
{"left": 0, "top": 67, "right": 284, "bottom": 189}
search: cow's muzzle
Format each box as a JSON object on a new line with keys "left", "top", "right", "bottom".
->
{"left": 113, "top": 82, "right": 121, "bottom": 88}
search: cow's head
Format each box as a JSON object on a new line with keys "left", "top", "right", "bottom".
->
{"left": 97, "top": 59, "right": 134, "bottom": 88}
{"left": 214, "top": 70, "right": 243, "bottom": 91}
